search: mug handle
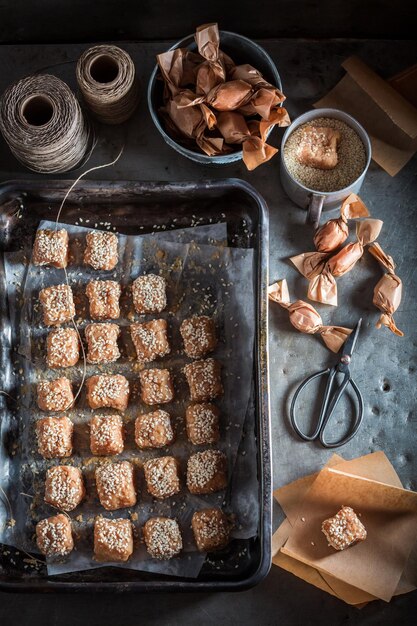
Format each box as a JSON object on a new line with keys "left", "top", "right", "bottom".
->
{"left": 307, "top": 194, "right": 324, "bottom": 229}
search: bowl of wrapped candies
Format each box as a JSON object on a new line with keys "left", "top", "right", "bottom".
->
{"left": 148, "top": 22, "right": 291, "bottom": 169}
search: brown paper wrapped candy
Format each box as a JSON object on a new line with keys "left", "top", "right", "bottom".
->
{"left": 268, "top": 278, "right": 352, "bottom": 352}
{"left": 369, "top": 243, "right": 404, "bottom": 337}
{"left": 292, "top": 219, "right": 383, "bottom": 306}
{"left": 156, "top": 23, "right": 291, "bottom": 170}
{"left": 314, "top": 194, "right": 370, "bottom": 253}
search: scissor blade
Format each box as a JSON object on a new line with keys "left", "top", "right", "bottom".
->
{"left": 342, "top": 318, "right": 362, "bottom": 358}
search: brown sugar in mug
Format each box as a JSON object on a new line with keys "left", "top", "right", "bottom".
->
{"left": 280, "top": 108, "right": 372, "bottom": 227}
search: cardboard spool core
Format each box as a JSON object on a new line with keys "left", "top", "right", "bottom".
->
{"left": 89, "top": 55, "right": 120, "bottom": 83}
{"left": 22, "top": 95, "right": 54, "bottom": 126}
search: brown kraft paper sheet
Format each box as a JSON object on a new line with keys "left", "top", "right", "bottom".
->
{"left": 272, "top": 452, "right": 416, "bottom": 605}
{"left": 314, "top": 56, "right": 417, "bottom": 176}
{"left": 280, "top": 467, "right": 417, "bottom": 601}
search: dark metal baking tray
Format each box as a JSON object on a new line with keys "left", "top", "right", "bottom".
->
{"left": 0, "top": 177, "right": 270, "bottom": 592}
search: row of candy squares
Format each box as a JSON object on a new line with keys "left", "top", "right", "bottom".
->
{"left": 39, "top": 275, "right": 169, "bottom": 326}
{"left": 36, "top": 404, "right": 220, "bottom": 458}
{"left": 42, "top": 453, "right": 227, "bottom": 512}
{"left": 46, "top": 317, "right": 217, "bottom": 367}
{"left": 33, "top": 229, "right": 119, "bottom": 271}
{"left": 36, "top": 507, "right": 233, "bottom": 561}
{"left": 38, "top": 360, "right": 223, "bottom": 411}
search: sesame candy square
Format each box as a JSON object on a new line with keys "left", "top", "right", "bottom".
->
{"left": 44, "top": 465, "right": 85, "bottom": 512}
{"left": 185, "top": 403, "right": 220, "bottom": 445}
{"left": 84, "top": 231, "right": 119, "bottom": 270}
{"left": 37, "top": 377, "right": 74, "bottom": 412}
{"left": 33, "top": 229, "right": 69, "bottom": 269}
{"left": 85, "top": 323, "right": 121, "bottom": 364}
{"left": 184, "top": 358, "right": 223, "bottom": 402}
{"left": 36, "top": 514, "right": 74, "bottom": 557}
{"left": 296, "top": 125, "right": 340, "bottom": 170}
{"left": 321, "top": 506, "right": 367, "bottom": 551}
{"left": 143, "top": 456, "right": 180, "bottom": 499}
{"left": 192, "top": 508, "right": 232, "bottom": 552}
{"left": 132, "top": 274, "right": 166, "bottom": 314}
{"left": 187, "top": 450, "right": 227, "bottom": 495}
{"left": 86, "top": 374, "right": 129, "bottom": 411}
{"left": 90, "top": 414, "right": 124, "bottom": 456}
{"left": 135, "top": 410, "right": 174, "bottom": 449}
{"left": 95, "top": 461, "right": 136, "bottom": 511}
{"left": 139, "top": 368, "right": 174, "bottom": 405}
{"left": 36, "top": 415, "right": 73, "bottom": 459}
{"left": 94, "top": 517, "right": 133, "bottom": 562}
{"left": 180, "top": 316, "right": 217, "bottom": 359}
{"left": 46, "top": 328, "right": 79, "bottom": 368}
{"left": 143, "top": 517, "right": 182, "bottom": 560}
{"left": 86, "top": 280, "right": 121, "bottom": 320}
{"left": 39, "top": 284, "right": 75, "bottom": 326}
{"left": 130, "top": 319, "right": 170, "bottom": 363}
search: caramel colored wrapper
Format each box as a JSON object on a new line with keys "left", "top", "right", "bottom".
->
{"left": 206, "top": 79, "right": 253, "bottom": 111}
{"left": 327, "top": 219, "right": 383, "bottom": 276}
{"left": 290, "top": 251, "right": 329, "bottom": 279}
{"left": 156, "top": 23, "right": 290, "bottom": 170}
{"left": 369, "top": 242, "right": 404, "bottom": 336}
{"left": 217, "top": 111, "right": 279, "bottom": 170}
{"left": 268, "top": 278, "right": 352, "bottom": 352}
{"left": 281, "top": 467, "right": 417, "bottom": 602}
{"left": 194, "top": 23, "right": 227, "bottom": 95}
{"left": 304, "top": 219, "right": 383, "bottom": 306}
{"left": 314, "top": 193, "right": 370, "bottom": 253}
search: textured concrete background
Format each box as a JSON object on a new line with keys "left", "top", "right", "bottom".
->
{"left": 0, "top": 38, "right": 416, "bottom": 624}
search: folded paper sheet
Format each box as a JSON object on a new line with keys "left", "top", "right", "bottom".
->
{"left": 314, "top": 56, "right": 417, "bottom": 176}
{"left": 280, "top": 466, "right": 417, "bottom": 602}
{"left": 272, "top": 452, "right": 417, "bottom": 606}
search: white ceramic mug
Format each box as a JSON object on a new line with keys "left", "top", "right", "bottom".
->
{"left": 280, "top": 108, "right": 372, "bottom": 227}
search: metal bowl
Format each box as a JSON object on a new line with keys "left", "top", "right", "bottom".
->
{"left": 147, "top": 31, "right": 282, "bottom": 166}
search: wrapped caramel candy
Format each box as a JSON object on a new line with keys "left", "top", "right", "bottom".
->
{"left": 268, "top": 279, "right": 352, "bottom": 352}
{"left": 291, "top": 219, "right": 383, "bottom": 306}
{"left": 314, "top": 194, "right": 370, "bottom": 253}
{"left": 369, "top": 243, "right": 404, "bottom": 337}
{"left": 156, "top": 22, "right": 291, "bottom": 170}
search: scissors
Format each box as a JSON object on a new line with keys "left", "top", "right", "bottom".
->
{"left": 289, "top": 318, "right": 364, "bottom": 449}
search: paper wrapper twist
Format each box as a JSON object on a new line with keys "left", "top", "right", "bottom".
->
{"left": 156, "top": 23, "right": 291, "bottom": 170}
{"left": 313, "top": 194, "right": 370, "bottom": 253}
{"left": 369, "top": 243, "right": 404, "bottom": 337}
{"left": 292, "top": 219, "right": 383, "bottom": 306}
{"left": 268, "top": 278, "right": 352, "bottom": 352}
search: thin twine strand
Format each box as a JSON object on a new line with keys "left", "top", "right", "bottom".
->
{"left": 54, "top": 147, "right": 124, "bottom": 409}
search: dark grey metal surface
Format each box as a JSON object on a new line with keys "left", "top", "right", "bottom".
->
{"left": 0, "top": 37, "right": 416, "bottom": 624}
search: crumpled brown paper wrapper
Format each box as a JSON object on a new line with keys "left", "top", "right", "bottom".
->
{"left": 268, "top": 278, "right": 352, "bottom": 352}
{"left": 313, "top": 194, "right": 370, "bottom": 253}
{"left": 279, "top": 463, "right": 417, "bottom": 602}
{"left": 369, "top": 242, "right": 404, "bottom": 337}
{"left": 272, "top": 451, "right": 417, "bottom": 606}
{"left": 156, "top": 23, "right": 291, "bottom": 170}
{"left": 293, "top": 219, "right": 383, "bottom": 306}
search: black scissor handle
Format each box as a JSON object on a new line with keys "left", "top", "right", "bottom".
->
{"left": 319, "top": 377, "right": 364, "bottom": 448}
{"left": 290, "top": 369, "right": 364, "bottom": 448}
{"left": 290, "top": 368, "right": 331, "bottom": 441}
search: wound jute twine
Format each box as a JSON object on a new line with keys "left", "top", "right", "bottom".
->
{"left": 76, "top": 45, "right": 139, "bottom": 124}
{"left": 0, "top": 74, "right": 92, "bottom": 174}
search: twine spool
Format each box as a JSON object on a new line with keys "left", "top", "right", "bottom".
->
{"left": 0, "top": 74, "right": 91, "bottom": 174}
{"left": 76, "top": 45, "right": 139, "bottom": 124}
